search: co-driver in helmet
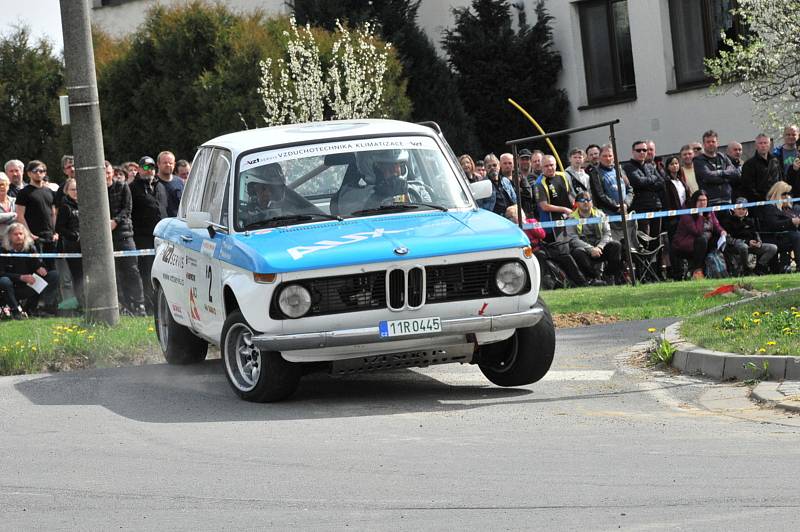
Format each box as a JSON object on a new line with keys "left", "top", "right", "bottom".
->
{"left": 239, "top": 163, "right": 288, "bottom": 226}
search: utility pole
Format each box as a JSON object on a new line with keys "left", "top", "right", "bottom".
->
{"left": 60, "top": 0, "right": 119, "bottom": 325}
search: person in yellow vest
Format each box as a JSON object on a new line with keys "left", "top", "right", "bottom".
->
{"left": 564, "top": 191, "right": 623, "bottom": 285}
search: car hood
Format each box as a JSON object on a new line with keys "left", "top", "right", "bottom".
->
{"left": 216, "top": 210, "right": 529, "bottom": 273}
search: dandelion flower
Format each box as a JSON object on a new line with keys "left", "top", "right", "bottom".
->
{"left": 31, "top": 346, "right": 37, "bottom": 352}
{"left": 758, "top": 348, "right": 766, "bottom": 353}
{"left": 147, "top": 326, "right": 155, "bottom": 333}
{"left": 724, "top": 316, "right": 733, "bottom": 322}
{"left": 752, "top": 318, "right": 762, "bottom": 324}
{"left": 767, "top": 341, "right": 777, "bottom": 346}
{"left": 647, "top": 328, "right": 657, "bottom": 333}
{"left": 752, "top": 311, "right": 761, "bottom": 317}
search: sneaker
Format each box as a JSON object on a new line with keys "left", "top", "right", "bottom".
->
{"left": 692, "top": 269, "right": 705, "bottom": 280}
{"left": 11, "top": 306, "right": 28, "bottom": 320}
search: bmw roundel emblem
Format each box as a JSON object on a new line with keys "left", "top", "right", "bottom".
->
{"left": 394, "top": 247, "right": 409, "bottom": 255}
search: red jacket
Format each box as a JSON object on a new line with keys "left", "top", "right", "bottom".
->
{"left": 523, "top": 218, "right": 546, "bottom": 250}
{"left": 671, "top": 212, "right": 723, "bottom": 253}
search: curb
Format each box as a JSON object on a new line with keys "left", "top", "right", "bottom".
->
{"left": 751, "top": 382, "right": 800, "bottom": 414}
{"left": 665, "top": 287, "right": 800, "bottom": 413}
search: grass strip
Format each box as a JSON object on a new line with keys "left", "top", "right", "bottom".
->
{"left": 680, "top": 293, "right": 800, "bottom": 356}
{"left": 540, "top": 273, "right": 800, "bottom": 320}
{"left": 0, "top": 316, "right": 159, "bottom": 376}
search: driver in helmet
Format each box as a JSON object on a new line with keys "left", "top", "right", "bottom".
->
{"left": 240, "top": 163, "right": 288, "bottom": 226}
{"left": 338, "top": 149, "right": 431, "bottom": 214}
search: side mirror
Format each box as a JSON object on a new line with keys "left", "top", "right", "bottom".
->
{"left": 186, "top": 211, "right": 211, "bottom": 229}
{"left": 469, "top": 179, "right": 492, "bottom": 201}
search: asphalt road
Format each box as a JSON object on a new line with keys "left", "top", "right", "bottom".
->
{"left": 3, "top": 318, "right": 800, "bottom": 531}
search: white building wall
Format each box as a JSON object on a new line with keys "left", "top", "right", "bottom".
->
{"left": 548, "top": 0, "right": 759, "bottom": 156}
{"left": 91, "top": 0, "right": 762, "bottom": 156}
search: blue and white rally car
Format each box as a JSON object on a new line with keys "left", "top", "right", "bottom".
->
{"left": 152, "top": 119, "right": 555, "bottom": 402}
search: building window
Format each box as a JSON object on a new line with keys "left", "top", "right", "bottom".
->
{"left": 669, "top": 0, "right": 745, "bottom": 88}
{"left": 578, "top": 0, "right": 637, "bottom": 106}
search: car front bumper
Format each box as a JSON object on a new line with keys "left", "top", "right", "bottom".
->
{"left": 251, "top": 306, "right": 544, "bottom": 352}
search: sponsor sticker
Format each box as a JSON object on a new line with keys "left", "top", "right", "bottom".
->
{"left": 201, "top": 240, "right": 217, "bottom": 257}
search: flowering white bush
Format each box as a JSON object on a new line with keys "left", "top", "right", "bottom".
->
{"left": 259, "top": 17, "right": 390, "bottom": 125}
{"left": 706, "top": 0, "right": 800, "bottom": 132}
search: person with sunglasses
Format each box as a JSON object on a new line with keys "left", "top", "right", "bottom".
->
{"left": 129, "top": 155, "right": 163, "bottom": 313}
{"left": 623, "top": 140, "right": 665, "bottom": 246}
{"left": 13, "top": 161, "right": 60, "bottom": 314}
{"left": 565, "top": 191, "right": 623, "bottom": 285}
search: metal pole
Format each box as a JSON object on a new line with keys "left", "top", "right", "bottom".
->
{"left": 511, "top": 145, "right": 523, "bottom": 229}
{"left": 609, "top": 123, "right": 636, "bottom": 286}
{"left": 60, "top": 0, "right": 120, "bottom": 325}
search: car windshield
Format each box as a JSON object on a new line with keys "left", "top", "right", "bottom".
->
{"left": 234, "top": 135, "right": 471, "bottom": 230}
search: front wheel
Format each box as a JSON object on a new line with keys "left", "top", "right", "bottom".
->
{"left": 478, "top": 298, "right": 555, "bottom": 386}
{"left": 221, "top": 310, "right": 301, "bottom": 402}
{"left": 155, "top": 285, "right": 208, "bottom": 364}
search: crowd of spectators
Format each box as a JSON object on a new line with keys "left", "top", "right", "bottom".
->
{"left": 0, "top": 152, "right": 191, "bottom": 319}
{"left": 461, "top": 125, "right": 800, "bottom": 287}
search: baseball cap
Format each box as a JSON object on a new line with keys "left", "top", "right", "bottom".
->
{"left": 518, "top": 148, "right": 532, "bottom": 158}
{"left": 139, "top": 156, "right": 156, "bottom": 167}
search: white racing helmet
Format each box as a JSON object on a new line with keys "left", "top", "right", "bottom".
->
{"left": 356, "top": 149, "right": 409, "bottom": 185}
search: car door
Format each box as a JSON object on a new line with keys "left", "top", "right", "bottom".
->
{"left": 184, "top": 147, "right": 231, "bottom": 339}
{"left": 170, "top": 147, "right": 212, "bottom": 330}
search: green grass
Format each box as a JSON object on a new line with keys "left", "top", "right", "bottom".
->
{"left": 0, "top": 316, "right": 160, "bottom": 375}
{"left": 681, "top": 293, "right": 800, "bottom": 356}
{"left": 539, "top": 273, "right": 800, "bottom": 320}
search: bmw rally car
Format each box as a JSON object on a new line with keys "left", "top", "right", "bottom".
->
{"left": 152, "top": 119, "right": 556, "bottom": 402}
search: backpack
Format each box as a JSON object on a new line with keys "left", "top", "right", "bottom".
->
{"left": 704, "top": 251, "right": 728, "bottom": 279}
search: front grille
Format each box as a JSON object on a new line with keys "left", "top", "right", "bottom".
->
{"left": 425, "top": 259, "right": 530, "bottom": 304}
{"left": 270, "top": 271, "right": 385, "bottom": 319}
{"left": 269, "top": 259, "right": 529, "bottom": 319}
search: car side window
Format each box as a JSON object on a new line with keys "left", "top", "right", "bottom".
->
{"left": 180, "top": 148, "right": 212, "bottom": 218}
{"left": 201, "top": 148, "right": 231, "bottom": 225}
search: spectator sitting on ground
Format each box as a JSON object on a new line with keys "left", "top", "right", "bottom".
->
{"left": 759, "top": 181, "right": 800, "bottom": 272}
{"left": 671, "top": 190, "right": 727, "bottom": 280}
{"left": 0, "top": 222, "right": 59, "bottom": 318}
{"left": 565, "top": 191, "right": 623, "bottom": 285}
{"left": 720, "top": 198, "right": 777, "bottom": 276}
{"left": 505, "top": 204, "right": 588, "bottom": 288}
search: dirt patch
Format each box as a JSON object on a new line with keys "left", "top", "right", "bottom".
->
{"left": 553, "top": 311, "right": 619, "bottom": 328}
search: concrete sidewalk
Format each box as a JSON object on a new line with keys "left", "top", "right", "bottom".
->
{"left": 751, "top": 381, "right": 800, "bottom": 414}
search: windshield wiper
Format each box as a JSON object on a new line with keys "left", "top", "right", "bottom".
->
{"left": 351, "top": 202, "right": 448, "bottom": 217}
{"left": 243, "top": 212, "right": 342, "bottom": 230}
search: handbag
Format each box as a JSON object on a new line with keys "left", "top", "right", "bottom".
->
{"left": 704, "top": 250, "right": 728, "bottom": 279}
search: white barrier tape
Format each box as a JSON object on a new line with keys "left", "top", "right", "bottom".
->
{"left": 0, "top": 249, "right": 156, "bottom": 258}
{"left": 523, "top": 197, "right": 800, "bottom": 230}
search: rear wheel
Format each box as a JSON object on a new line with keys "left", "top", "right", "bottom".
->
{"left": 155, "top": 285, "right": 208, "bottom": 364}
{"left": 478, "top": 298, "right": 555, "bottom": 386}
{"left": 221, "top": 310, "right": 301, "bottom": 402}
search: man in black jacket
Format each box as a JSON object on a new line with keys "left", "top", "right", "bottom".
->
{"left": 693, "top": 130, "right": 741, "bottom": 206}
{"left": 106, "top": 161, "right": 146, "bottom": 316}
{"left": 129, "top": 156, "right": 163, "bottom": 312}
{"left": 623, "top": 140, "right": 664, "bottom": 242}
{"left": 741, "top": 134, "right": 781, "bottom": 205}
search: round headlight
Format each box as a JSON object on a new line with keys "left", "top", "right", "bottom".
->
{"left": 278, "top": 284, "right": 312, "bottom": 318}
{"left": 495, "top": 262, "right": 527, "bottom": 295}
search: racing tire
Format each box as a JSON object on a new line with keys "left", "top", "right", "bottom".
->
{"left": 478, "top": 298, "right": 555, "bottom": 387}
{"left": 221, "top": 310, "right": 301, "bottom": 403}
{"left": 155, "top": 285, "right": 208, "bottom": 364}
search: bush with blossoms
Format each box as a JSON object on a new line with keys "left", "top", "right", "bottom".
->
{"left": 259, "top": 18, "right": 395, "bottom": 125}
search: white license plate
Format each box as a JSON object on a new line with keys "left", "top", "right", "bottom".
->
{"left": 379, "top": 317, "right": 442, "bottom": 338}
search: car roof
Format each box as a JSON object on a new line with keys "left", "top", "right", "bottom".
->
{"left": 203, "top": 119, "right": 438, "bottom": 153}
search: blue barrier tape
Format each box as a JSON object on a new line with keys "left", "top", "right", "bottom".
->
{"left": 522, "top": 197, "right": 800, "bottom": 230}
{"left": 0, "top": 249, "right": 156, "bottom": 258}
